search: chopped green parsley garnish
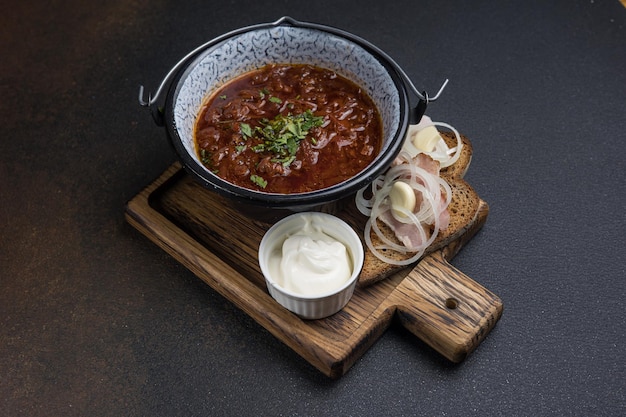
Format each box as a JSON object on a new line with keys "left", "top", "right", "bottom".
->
{"left": 200, "top": 148, "right": 212, "bottom": 166}
{"left": 250, "top": 174, "right": 267, "bottom": 188}
{"left": 269, "top": 96, "right": 282, "bottom": 104}
{"left": 252, "top": 109, "right": 323, "bottom": 167}
{"left": 240, "top": 122, "right": 253, "bottom": 139}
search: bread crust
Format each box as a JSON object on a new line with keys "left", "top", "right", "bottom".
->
{"left": 357, "top": 131, "right": 480, "bottom": 286}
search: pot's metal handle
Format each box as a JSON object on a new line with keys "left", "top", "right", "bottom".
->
{"left": 137, "top": 38, "right": 219, "bottom": 126}
{"left": 138, "top": 15, "right": 449, "bottom": 126}
{"left": 407, "top": 79, "right": 449, "bottom": 125}
{"left": 137, "top": 17, "right": 300, "bottom": 126}
{"left": 361, "top": 40, "right": 449, "bottom": 123}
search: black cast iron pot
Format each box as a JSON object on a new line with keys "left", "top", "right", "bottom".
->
{"left": 139, "top": 16, "right": 447, "bottom": 213}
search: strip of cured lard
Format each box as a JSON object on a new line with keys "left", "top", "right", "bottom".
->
{"left": 355, "top": 116, "right": 462, "bottom": 266}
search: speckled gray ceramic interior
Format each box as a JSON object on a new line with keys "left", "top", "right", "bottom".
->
{"left": 172, "top": 25, "right": 401, "bottom": 170}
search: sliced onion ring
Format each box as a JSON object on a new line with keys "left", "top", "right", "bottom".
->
{"left": 356, "top": 140, "right": 453, "bottom": 266}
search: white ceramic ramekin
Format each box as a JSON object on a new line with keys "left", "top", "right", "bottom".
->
{"left": 258, "top": 212, "right": 364, "bottom": 319}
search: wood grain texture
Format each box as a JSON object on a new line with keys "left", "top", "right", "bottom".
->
{"left": 393, "top": 251, "right": 503, "bottom": 362}
{"left": 125, "top": 162, "right": 502, "bottom": 378}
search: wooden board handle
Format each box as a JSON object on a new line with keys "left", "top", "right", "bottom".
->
{"left": 391, "top": 251, "right": 503, "bottom": 362}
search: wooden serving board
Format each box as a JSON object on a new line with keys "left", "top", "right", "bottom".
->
{"left": 125, "top": 162, "right": 503, "bottom": 378}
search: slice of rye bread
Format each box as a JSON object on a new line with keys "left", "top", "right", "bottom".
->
{"left": 356, "top": 131, "right": 481, "bottom": 286}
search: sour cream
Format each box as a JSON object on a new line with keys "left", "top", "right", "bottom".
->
{"left": 267, "top": 220, "right": 353, "bottom": 297}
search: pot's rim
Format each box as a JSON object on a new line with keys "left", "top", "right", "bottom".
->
{"left": 139, "top": 16, "right": 442, "bottom": 114}
{"left": 155, "top": 17, "right": 431, "bottom": 209}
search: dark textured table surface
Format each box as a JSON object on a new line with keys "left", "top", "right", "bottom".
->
{"left": 2, "top": 0, "right": 624, "bottom": 415}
